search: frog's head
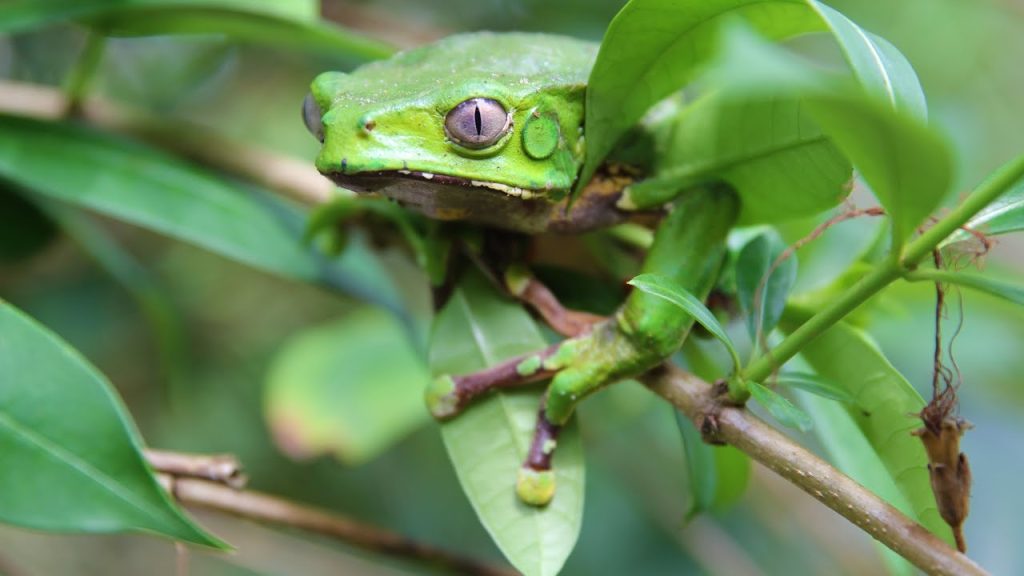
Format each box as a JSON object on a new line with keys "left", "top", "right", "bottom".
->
{"left": 303, "top": 33, "right": 596, "bottom": 229}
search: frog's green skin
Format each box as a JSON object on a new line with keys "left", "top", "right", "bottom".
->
{"left": 308, "top": 33, "right": 640, "bottom": 234}
{"left": 306, "top": 32, "right": 738, "bottom": 506}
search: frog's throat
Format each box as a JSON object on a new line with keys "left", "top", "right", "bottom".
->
{"left": 323, "top": 169, "right": 551, "bottom": 201}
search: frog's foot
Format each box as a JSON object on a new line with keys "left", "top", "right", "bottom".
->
{"left": 425, "top": 344, "right": 561, "bottom": 419}
{"left": 516, "top": 405, "right": 561, "bottom": 506}
{"left": 504, "top": 265, "right": 604, "bottom": 338}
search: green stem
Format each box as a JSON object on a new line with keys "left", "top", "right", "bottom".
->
{"left": 743, "top": 151, "right": 1024, "bottom": 383}
{"left": 902, "top": 268, "right": 960, "bottom": 284}
{"left": 63, "top": 31, "right": 108, "bottom": 112}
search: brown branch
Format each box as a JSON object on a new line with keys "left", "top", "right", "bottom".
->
{"left": 156, "top": 474, "right": 516, "bottom": 576}
{"left": 0, "top": 80, "right": 338, "bottom": 207}
{"left": 642, "top": 364, "right": 989, "bottom": 576}
{"left": 145, "top": 449, "right": 248, "bottom": 489}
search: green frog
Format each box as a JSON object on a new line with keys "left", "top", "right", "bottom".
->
{"left": 304, "top": 32, "right": 742, "bottom": 506}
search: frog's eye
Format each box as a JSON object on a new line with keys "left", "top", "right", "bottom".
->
{"left": 302, "top": 93, "right": 324, "bottom": 142}
{"left": 444, "top": 98, "right": 511, "bottom": 149}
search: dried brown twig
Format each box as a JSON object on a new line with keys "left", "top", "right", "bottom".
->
{"left": 151, "top": 451, "right": 515, "bottom": 576}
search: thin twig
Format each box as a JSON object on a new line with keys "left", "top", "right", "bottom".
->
{"left": 642, "top": 364, "right": 989, "bottom": 576}
{"left": 156, "top": 475, "right": 516, "bottom": 576}
{"left": 145, "top": 449, "right": 248, "bottom": 489}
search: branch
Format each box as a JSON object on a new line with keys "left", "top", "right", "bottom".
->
{"left": 155, "top": 474, "right": 516, "bottom": 576}
{"left": 145, "top": 448, "right": 247, "bottom": 488}
{"left": 642, "top": 364, "right": 989, "bottom": 576}
{"left": 0, "top": 80, "right": 338, "bottom": 207}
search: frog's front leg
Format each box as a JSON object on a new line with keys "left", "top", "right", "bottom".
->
{"left": 428, "top": 186, "right": 739, "bottom": 506}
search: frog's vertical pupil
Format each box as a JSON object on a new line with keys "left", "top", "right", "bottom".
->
{"left": 445, "top": 98, "right": 511, "bottom": 149}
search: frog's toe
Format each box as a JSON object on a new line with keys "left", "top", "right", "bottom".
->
{"left": 516, "top": 467, "right": 556, "bottom": 507}
{"left": 425, "top": 375, "right": 459, "bottom": 420}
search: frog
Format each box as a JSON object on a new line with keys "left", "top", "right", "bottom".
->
{"left": 303, "top": 32, "right": 739, "bottom": 506}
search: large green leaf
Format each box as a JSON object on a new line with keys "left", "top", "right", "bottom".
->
{"left": 429, "top": 270, "right": 584, "bottom": 576}
{"left": 0, "top": 0, "right": 316, "bottom": 30}
{"left": 0, "top": 301, "right": 222, "bottom": 547}
{"left": 583, "top": 0, "right": 939, "bottom": 234}
{"left": 582, "top": 0, "right": 926, "bottom": 187}
{"left": 806, "top": 1, "right": 926, "bottom": 119}
{"left": 702, "top": 25, "right": 952, "bottom": 247}
{"left": 0, "top": 1, "right": 393, "bottom": 61}
{"left": 265, "top": 307, "right": 430, "bottom": 465}
{"left": 735, "top": 229, "right": 797, "bottom": 339}
{"left": 625, "top": 96, "right": 853, "bottom": 224}
{"left": 582, "top": 0, "right": 829, "bottom": 191}
{"left": 0, "top": 115, "right": 404, "bottom": 314}
{"left": 792, "top": 321, "right": 954, "bottom": 545}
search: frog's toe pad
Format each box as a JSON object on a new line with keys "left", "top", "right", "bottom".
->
{"left": 425, "top": 375, "right": 459, "bottom": 420}
{"left": 516, "top": 468, "right": 556, "bottom": 507}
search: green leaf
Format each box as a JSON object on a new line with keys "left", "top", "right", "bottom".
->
{"left": 808, "top": 97, "right": 950, "bottom": 248}
{"left": 806, "top": 0, "right": 926, "bottom": 118}
{"left": 910, "top": 269, "right": 1024, "bottom": 308}
{"left": 0, "top": 115, "right": 405, "bottom": 314}
{"left": 628, "top": 273, "right": 741, "bottom": 370}
{"left": 676, "top": 412, "right": 750, "bottom": 519}
{"left": 796, "top": 391, "right": 915, "bottom": 576}
{"left": 0, "top": 1, "right": 393, "bottom": 61}
{"left": 792, "top": 321, "right": 954, "bottom": 545}
{"left": 94, "top": 8, "right": 394, "bottom": 61}
{"left": 626, "top": 96, "right": 853, "bottom": 224}
{"left": 735, "top": 230, "right": 797, "bottom": 340}
{"left": 747, "top": 381, "right": 812, "bottom": 432}
{"left": 584, "top": 0, "right": 945, "bottom": 240}
{"left": 0, "top": 301, "right": 222, "bottom": 547}
{"left": 428, "top": 270, "right": 584, "bottom": 576}
{"left": 265, "top": 307, "right": 430, "bottom": 465}
{"left": 774, "top": 371, "right": 855, "bottom": 404}
{"left": 582, "top": 0, "right": 928, "bottom": 190}
{"left": 945, "top": 177, "right": 1024, "bottom": 245}
{"left": 703, "top": 24, "right": 952, "bottom": 248}
{"left": 581, "top": 0, "right": 830, "bottom": 192}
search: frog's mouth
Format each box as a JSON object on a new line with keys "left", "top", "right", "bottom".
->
{"left": 323, "top": 169, "right": 549, "bottom": 201}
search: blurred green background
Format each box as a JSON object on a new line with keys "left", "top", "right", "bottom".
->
{"left": 1, "top": 0, "right": 1022, "bottom": 574}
